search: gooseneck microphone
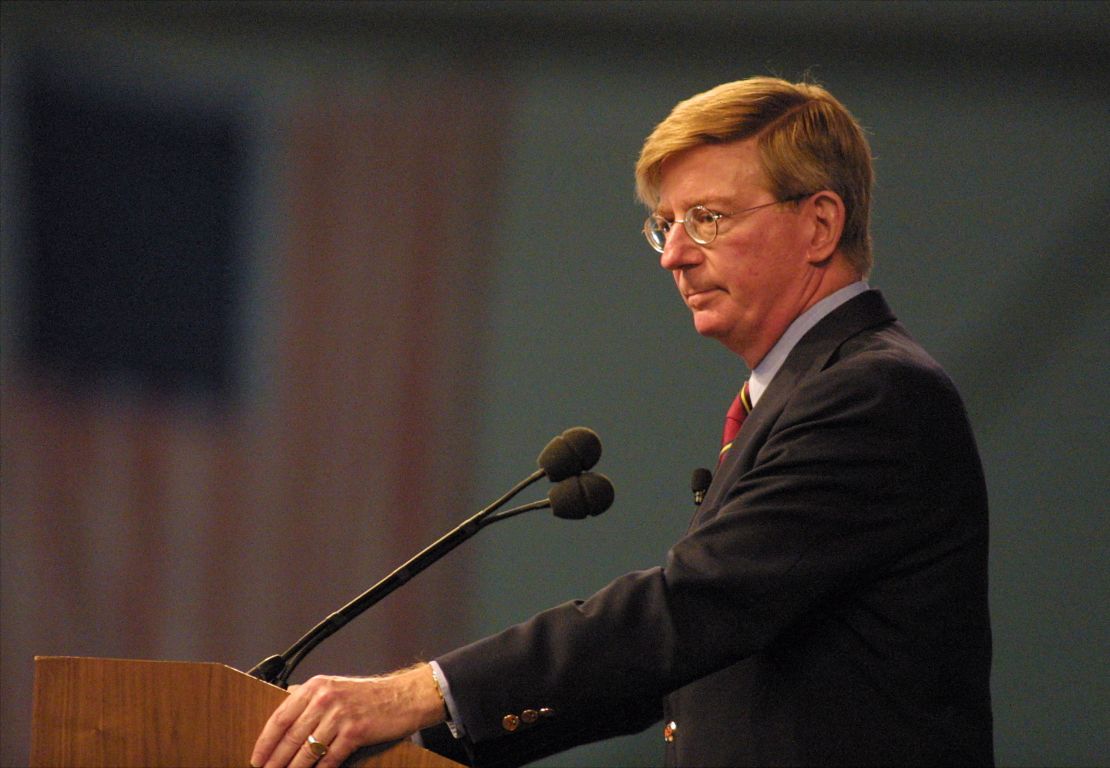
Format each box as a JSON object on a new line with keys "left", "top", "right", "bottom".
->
{"left": 248, "top": 427, "right": 611, "bottom": 688}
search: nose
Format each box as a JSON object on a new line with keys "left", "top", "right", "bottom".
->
{"left": 658, "top": 226, "right": 703, "bottom": 272}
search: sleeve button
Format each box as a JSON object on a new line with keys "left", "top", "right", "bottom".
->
{"left": 502, "top": 713, "right": 520, "bottom": 732}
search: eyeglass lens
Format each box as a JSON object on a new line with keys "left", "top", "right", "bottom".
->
{"left": 644, "top": 205, "right": 719, "bottom": 253}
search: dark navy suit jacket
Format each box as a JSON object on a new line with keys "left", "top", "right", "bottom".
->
{"left": 428, "top": 290, "right": 994, "bottom": 766}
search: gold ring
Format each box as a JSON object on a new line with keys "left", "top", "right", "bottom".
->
{"left": 306, "top": 734, "right": 328, "bottom": 760}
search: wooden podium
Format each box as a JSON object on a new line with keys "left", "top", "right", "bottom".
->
{"left": 30, "top": 656, "right": 463, "bottom": 767}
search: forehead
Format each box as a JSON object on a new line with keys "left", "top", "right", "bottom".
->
{"left": 657, "top": 139, "right": 767, "bottom": 210}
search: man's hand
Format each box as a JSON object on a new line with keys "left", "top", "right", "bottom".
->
{"left": 250, "top": 663, "right": 447, "bottom": 768}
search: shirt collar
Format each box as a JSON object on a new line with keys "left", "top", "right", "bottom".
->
{"left": 747, "top": 281, "right": 869, "bottom": 406}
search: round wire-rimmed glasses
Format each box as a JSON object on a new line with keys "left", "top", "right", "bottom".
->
{"left": 643, "top": 195, "right": 812, "bottom": 253}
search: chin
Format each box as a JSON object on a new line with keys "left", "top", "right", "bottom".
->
{"left": 691, "top": 315, "right": 729, "bottom": 340}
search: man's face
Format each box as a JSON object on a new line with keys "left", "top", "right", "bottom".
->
{"left": 655, "top": 138, "right": 815, "bottom": 365}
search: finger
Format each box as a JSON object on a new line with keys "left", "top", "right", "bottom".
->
{"left": 314, "top": 734, "right": 357, "bottom": 768}
{"left": 295, "top": 716, "right": 340, "bottom": 768}
{"left": 293, "top": 733, "right": 331, "bottom": 768}
{"left": 268, "top": 680, "right": 344, "bottom": 768}
{"left": 267, "top": 717, "right": 324, "bottom": 768}
{"left": 287, "top": 684, "right": 368, "bottom": 768}
{"left": 251, "top": 687, "right": 311, "bottom": 768}
{"left": 307, "top": 716, "right": 351, "bottom": 768}
{"left": 265, "top": 728, "right": 324, "bottom": 768}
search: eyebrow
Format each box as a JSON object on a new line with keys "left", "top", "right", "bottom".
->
{"left": 655, "top": 197, "right": 733, "bottom": 218}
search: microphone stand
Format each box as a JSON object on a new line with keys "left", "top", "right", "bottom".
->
{"left": 248, "top": 469, "right": 547, "bottom": 688}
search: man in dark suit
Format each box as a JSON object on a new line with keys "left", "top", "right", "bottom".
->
{"left": 252, "top": 77, "right": 993, "bottom": 768}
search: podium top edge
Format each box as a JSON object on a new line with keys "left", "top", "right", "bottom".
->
{"left": 35, "top": 656, "right": 240, "bottom": 672}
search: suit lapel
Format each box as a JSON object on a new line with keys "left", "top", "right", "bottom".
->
{"left": 694, "top": 290, "right": 897, "bottom": 519}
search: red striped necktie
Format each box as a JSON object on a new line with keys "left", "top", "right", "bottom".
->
{"left": 719, "top": 380, "right": 752, "bottom": 465}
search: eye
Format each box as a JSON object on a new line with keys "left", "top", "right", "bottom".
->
{"left": 687, "top": 206, "right": 719, "bottom": 226}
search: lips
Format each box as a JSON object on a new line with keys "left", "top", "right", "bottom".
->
{"left": 683, "top": 286, "right": 721, "bottom": 308}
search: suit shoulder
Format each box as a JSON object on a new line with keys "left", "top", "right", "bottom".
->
{"left": 784, "top": 323, "right": 972, "bottom": 440}
{"left": 833, "top": 322, "right": 958, "bottom": 393}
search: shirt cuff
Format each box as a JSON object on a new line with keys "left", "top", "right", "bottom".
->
{"left": 429, "top": 660, "right": 466, "bottom": 739}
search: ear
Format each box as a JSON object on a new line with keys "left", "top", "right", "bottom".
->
{"left": 805, "top": 191, "right": 846, "bottom": 265}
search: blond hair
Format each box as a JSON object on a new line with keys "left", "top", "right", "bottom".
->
{"left": 635, "top": 77, "right": 874, "bottom": 275}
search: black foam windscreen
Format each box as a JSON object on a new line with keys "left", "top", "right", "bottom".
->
{"left": 691, "top": 467, "right": 713, "bottom": 495}
{"left": 537, "top": 427, "right": 602, "bottom": 481}
{"left": 549, "top": 472, "right": 614, "bottom": 519}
